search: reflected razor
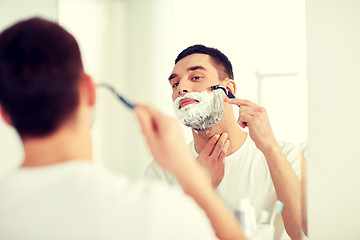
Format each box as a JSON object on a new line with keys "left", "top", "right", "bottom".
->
{"left": 210, "top": 85, "right": 236, "bottom": 99}
{"left": 97, "top": 83, "right": 135, "bottom": 110}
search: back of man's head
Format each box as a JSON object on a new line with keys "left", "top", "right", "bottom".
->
{"left": 175, "top": 44, "right": 234, "bottom": 80}
{"left": 0, "top": 17, "right": 83, "bottom": 138}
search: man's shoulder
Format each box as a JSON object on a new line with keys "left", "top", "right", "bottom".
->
{"left": 0, "top": 162, "right": 217, "bottom": 239}
{"left": 117, "top": 178, "right": 217, "bottom": 239}
{"left": 144, "top": 182, "right": 217, "bottom": 239}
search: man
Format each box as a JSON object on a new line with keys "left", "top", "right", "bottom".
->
{"left": 146, "top": 45, "right": 302, "bottom": 239}
{"left": 0, "top": 18, "right": 246, "bottom": 240}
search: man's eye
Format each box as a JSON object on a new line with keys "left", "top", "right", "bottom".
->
{"left": 191, "top": 76, "right": 202, "bottom": 81}
{"left": 172, "top": 82, "right": 179, "bottom": 88}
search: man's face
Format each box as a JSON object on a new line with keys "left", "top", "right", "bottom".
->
{"left": 169, "top": 53, "right": 226, "bottom": 130}
{"left": 169, "top": 53, "right": 222, "bottom": 106}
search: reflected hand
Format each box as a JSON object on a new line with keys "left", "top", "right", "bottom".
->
{"left": 228, "top": 98, "right": 277, "bottom": 152}
{"left": 135, "top": 104, "right": 193, "bottom": 174}
{"left": 196, "top": 133, "right": 230, "bottom": 189}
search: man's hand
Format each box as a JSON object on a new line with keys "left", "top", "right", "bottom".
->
{"left": 196, "top": 133, "right": 230, "bottom": 189}
{"left": 136, "top": 104, "right": 247, "bottom": 240}
{"left": 135, "top": 104, "right": 194, "bottom": 174}
{"left": 228, "top": 98, "right": 277, "bottom": 153}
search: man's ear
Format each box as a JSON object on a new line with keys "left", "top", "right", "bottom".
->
{"left": 82, "top": 73, "right": 96, "bottom": 107}
{"left": 0, "top": 105, "right": 13, "bottom": 126}
{"left": 224, "top": 78, "right": 236, "bottom": 96}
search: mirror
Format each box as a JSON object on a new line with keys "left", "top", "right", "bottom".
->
{"left": 0, "top": 0, "right": 308, "bottom": 237}
{"left": 0, "top": 0, "right": 307, "bottom": 175}
{"left": 57, "top": 0, "right": 308, "bottom": 178}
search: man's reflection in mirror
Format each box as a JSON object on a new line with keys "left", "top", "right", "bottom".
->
{"left": 146, "top": 45, "right": 304, "bottom": 240}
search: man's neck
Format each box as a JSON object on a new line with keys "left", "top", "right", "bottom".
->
{"left": 21, "top": 123, "right": 92, "bottom": 167}
{"left": 192, "top": 115, "right": 247, "bottom": 156}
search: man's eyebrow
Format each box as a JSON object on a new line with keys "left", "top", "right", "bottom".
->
{"left": 168, "top": 73, "right": 177, "bottom": 81}
{"left": 168, "top": 65, "right": 207, "bottom": 81}
{"left": 187, "top": 65, "right": 207, "bottom": 72}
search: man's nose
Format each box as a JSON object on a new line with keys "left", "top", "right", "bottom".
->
{"left": 178, "top": 80, "right": 189, "bottom": 95}
{"left": 179, "top": 89, "right": 188, "bottom": 94}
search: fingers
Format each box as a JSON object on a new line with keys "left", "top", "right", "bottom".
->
{"left": 224, "top": 139, "right": 230, "bottom": 152}
{"left": 239, "top": 106, "right": 260, "bottom": 116}
{"left": 224, "top": 95, "right": 231, "bottom": 104}
{"left": 227, "top": 99, "right": 267, "bottom": 129}
{"left": 136, "top": 104, "right": 190, "bottom": 171}
{"left": 238, "top": 108, "right": 255, "bottom": 128}
{"left": 135, "top": 104, "right": 171, "bottom": 145}
{"left": 136, "top": 103, "right": 178, "bottom": 134}
{"left": 228, "top": 98, "right": 259, "bottom": 108}
{"left": 201, "top": 134, "right": 220, "bottom": 156}
{"left": 219, "top": 140, "right": 230, "bottom": 166}
{"left": 210, "top": 132, "right": 229, "bottom": 161}
{"left": 135, "top": 105, "right": 156, "bottom": 146}
{"left": 195, "top": 133, "right": 230, "bottom": 189}
{"left": 198, "top": 132, "right": 230, "bottom": 162}
{"left": 136, "top": 104, "right": 166, "bottom": 131}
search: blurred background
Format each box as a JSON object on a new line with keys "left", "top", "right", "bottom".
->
{"left": 0, "top": 0, "right": 307, "bottom": 178}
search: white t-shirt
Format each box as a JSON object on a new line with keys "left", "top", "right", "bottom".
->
{"left": 0, "top": 160, "right": 218, "bottom": 240}
{"left": 145, "top": 134, "right": 302, "bottom": 240}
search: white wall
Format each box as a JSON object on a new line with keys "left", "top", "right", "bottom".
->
{"left": 306, "top": 0, "right": 360, "bottom": 238}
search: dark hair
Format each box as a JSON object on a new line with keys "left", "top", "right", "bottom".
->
{"left": 175, "top": 44, "right": 234, "bottom": 80}
{"left": 0, "top": 17, "right": 83, "bottom": 137}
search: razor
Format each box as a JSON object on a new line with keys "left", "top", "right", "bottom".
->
{"left": 210, "top": 85, "right": 236, "bottom": 99}
{"left": 97, "top": 83, "right": 135, "bottom": 110}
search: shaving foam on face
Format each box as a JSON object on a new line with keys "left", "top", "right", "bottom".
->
{"left": 173, "top": 90, "right": 224, "bottom": 130}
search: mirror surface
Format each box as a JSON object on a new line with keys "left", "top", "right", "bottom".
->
{"left": 58, "top": 0, "right": 308, "bottom": 177}
{"left": 0, "top": 0, "right": 308, "bottom": 237}
{"left": 0, "top": 0, "right": 307, "bottom": 188}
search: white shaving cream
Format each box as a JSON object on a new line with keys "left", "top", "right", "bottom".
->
{"left": 173, "top": 90, "right": 224, "bottom": 130}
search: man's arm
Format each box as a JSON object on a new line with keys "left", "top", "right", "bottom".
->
{"left": 135, "top": 104, "right": 246, "bottom": 240}
{"left": 229, "top": 98, "right": 302, "bottom": 240}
